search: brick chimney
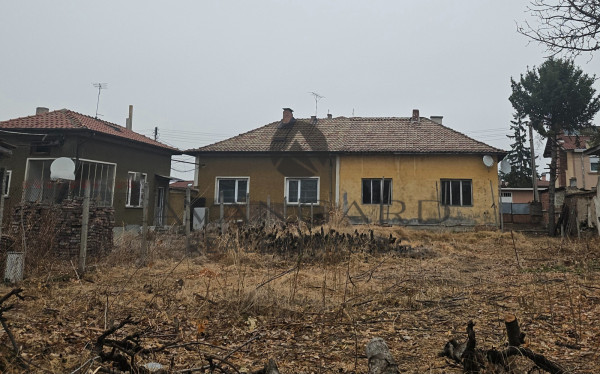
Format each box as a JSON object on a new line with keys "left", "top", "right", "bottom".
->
{"left": 411, "top": 109, "right": 420, "bottom": 122}
{"left": 36, "top": 107, "right": 49, "bottom": 115}
{"left": 327, "top": 113, "right": 332, "bottom": 119}
{"left": 310, "top": 115, "right": 317, "bottom": 124}
{"left": 125, "top": 105, "right": 133, "bottom": 130}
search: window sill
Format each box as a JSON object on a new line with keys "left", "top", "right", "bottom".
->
{"left": 213, "top": 201, "right": 247, "bottom": 205}
{"left": 286, "top": 203, "right": 320, "bottom": 206}
{"left": 125, "top": 206, "right": 143, "bottom": 209}
{"left": 361, "top": 203, "right": 392, "bottom": 206}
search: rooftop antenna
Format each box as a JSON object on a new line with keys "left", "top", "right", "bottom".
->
{"left": 308, "top": 91, "right": 325, "bottom": 116}
{"left": 92, "top": 83, "right": 108, "bottom": 118}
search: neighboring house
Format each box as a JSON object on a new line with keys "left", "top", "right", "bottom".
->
{"left": 501, "top": 177, "right": 549, "bottom": 224}
{"left": 186, "top": 109, "right": 507, "bottom": 227}
{"left": 167, "top": 180, "right": 199, "bottom": 227}
{"left": 544, "top": 133, "right": 599, "bottom": 190}
{"left": 0, "top": 107, "right": 180, "bottom": 227}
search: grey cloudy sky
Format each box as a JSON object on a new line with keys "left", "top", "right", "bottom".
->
{"left": 1, "top": 1, "right": 599, "bottom": 179}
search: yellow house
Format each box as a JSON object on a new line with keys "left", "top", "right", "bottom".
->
{"left": 186, "top": 109, "right": 507, "bottom": 227}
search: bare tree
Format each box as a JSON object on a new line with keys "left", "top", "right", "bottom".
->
{"left": 518, "top": 0, "right": 600, "bottom": 56}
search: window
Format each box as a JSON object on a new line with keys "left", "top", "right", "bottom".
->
{"left": 2, "top": 170, "right": 11, "bottom": 197}
{"left": 216, "top": 177, "right": 249, "bottom": 203}
{"left": 590, "top": 156, "right": 599, "bottom": 172}
{"left": 362, "top": 178, "right": 392, "bottom": 205}
{"left": 126, "top": 172, "right": 147, "bottom": 207}
{"left": 285, "top": 177, "right": 318, "bottom": 204}
{"left": 24, "top": 158, "right": 115, "bottom": 206}
{"left": 441, "top": 179, "right": 472, "bottom": 206}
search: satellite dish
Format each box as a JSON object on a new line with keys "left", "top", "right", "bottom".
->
{"left": 482, "top": 155, "right": 494, "bottom": 168}
{"left": 50, "top": 157, "right": 75, "bottom": 180}
{"left": 500, "top": 159, "right": 511, "bottom": 174}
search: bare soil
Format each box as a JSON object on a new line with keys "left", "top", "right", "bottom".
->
{"left": 1, "top": 225, "right": 599, "bottom": 373}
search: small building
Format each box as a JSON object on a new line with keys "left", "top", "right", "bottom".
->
{"left": 167, "top": 180, "right": 199, "bottom": 227}
{"left": 186, "top": 109, "right": 507, "bottom": 227}
{"left": 544, "top": 133, "right": 599, "bottom": 190}
{"left": 0, "top": 107, "right": 180, "bottom": 227}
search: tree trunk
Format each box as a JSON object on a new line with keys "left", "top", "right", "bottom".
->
{"left": 548, "top": 132, "right": 557, "bottom": 236}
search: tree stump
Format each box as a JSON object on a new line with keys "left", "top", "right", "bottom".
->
{"left": 365, "top": 338, "right": 399, "bottom": 374}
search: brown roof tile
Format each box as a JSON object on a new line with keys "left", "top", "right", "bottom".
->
{"left": 187, "top": 116, "right": 506, "bottom": 156}
{"left": 0, "top": 109, "right": 179, "bottom": 152}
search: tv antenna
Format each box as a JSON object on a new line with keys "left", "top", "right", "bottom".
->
{"left": 93, "top": 83, "right": 108, "bottom": 118}
{"left": 308, "top": 91, "right": 325, "bottom": 116}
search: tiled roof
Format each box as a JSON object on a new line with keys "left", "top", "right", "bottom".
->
{"left": 0, "top": 109, "right": 179, "bottom": 152}
{"left": 543, "top": 134, "right": 591, "bottom": 157}
{"left": 187, "top": 116, "right": 506, "bottom": 156}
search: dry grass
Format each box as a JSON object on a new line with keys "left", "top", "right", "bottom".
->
{"left": 0, "top": 225, "right": 599, "bottom": 373}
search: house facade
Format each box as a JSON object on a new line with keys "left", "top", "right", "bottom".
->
{"left": 544, "top": 134, "right": 599, "bottom": 190}
{"left": 0, "top": 108, "right": 179, "bottom": 227}
{"left": 187, "top": 109, "right": 507, "bottom": 227}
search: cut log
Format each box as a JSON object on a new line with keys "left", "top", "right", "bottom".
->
{"left": 365, "top": 338, "right": 399, "bottom": 374}
{"left": 504, "top": 314, "right": 524, "bottom": 347}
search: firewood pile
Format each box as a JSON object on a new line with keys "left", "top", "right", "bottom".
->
{"left": 9, "top": 199, "right": 114, "bottom": 256}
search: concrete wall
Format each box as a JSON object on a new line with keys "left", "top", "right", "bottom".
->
{"left": 338, "top": 154, "right": 499, "bottom": 226}
{"left": 0, "top": 131, "right": 173, "bottom": 226}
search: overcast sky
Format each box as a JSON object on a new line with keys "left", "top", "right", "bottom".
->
{"left": 1, "top": 1, "right": 599, "bottom": 179}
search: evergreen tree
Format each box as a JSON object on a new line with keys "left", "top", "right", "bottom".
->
{"left": 510, "top": 57, "right": 600, "bottom": 236}
{"left": 503, "top": 111, "right": 534, "bottom": 187}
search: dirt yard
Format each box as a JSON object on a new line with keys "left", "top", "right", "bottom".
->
{"left": 0, "top": 224, "right": 599, "bottom": 373}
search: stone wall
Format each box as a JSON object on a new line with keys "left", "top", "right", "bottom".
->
{"left": 9, "top": 198, "right": 114, "bottom": 257}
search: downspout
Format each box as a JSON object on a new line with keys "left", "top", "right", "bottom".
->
{"left": 580, "top": 151, "right": 586, "bottom": 190}
{"left": 335, "top": 155, "right": 340, "bottom": 207}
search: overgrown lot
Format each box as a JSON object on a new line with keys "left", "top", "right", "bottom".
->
{"left": 0, "top": 224, "right": 599, "bottom": 373}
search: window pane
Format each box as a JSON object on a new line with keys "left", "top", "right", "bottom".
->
{"left": 237, "top": 180, "right": 248, "bottom": 202}
{"left": 383, "top": 179, "right": 391, "bottom": 204}
{"left": 450, "top": 180, "right": 461, "bottom": 206}
{"left": 300, "top": 179, "right": 318, "bottom": 203}
{"left": 288, "top": 180, "right": 299, "bottom": 203}
{"left": 441, "top": 180, "right": 449, "bottom": 205}
{"left": 129, "top": 173, "right": 141, "bottom": 206}
{"left": 219, "top": 179, "right": 235, "bottom": 203}
{"left": 372, "top": 180, "right": 381, "bottom": 204}
{"left": 462, "top": 181, "right": 472, "bottom": 206}
{"left": 362, "top": 179, "right": 371, "bottom": 204}
{"left": 591, "top": 156, "right": 599, "bottom": 172}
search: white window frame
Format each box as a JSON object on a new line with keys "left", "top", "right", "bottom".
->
{"left": 361, "top": 178, "right": 392, "bottom": 205}
{"left": 440, "top": 179, "right": 473, "bottom": 207}
{"left": 2, "top": 170, "right": 11, "bottom": 198}
{"left": 214, "top": 177, "right": 250, "bottom": 204}
{"left": 126, "top": 171, "right": 147, "bottom": 208}
{"left": 284, "top": 177, "right": 320, "bottom": 205}
{"left": 590, "top": 156, "right": 599, "bottom": 172}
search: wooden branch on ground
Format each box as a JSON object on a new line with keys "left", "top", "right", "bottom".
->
{"left": 0, "top": 288, "right": 25, "bottom": 355}
{"left": 440, "top": 316, "right": 567, "bottom": 374}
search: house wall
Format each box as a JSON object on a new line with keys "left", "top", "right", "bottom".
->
{"left": 562, "top": 151, "right": 598, "bottom": 190}
{"left": 0, "top": 132, "right": 172, "bottom": 227}
{"left": 194, "top": 153, "right": 335, "bottom": 221}
{"left": 195, "top": 152, "right": 500, "bottom": 227}
{"left": 338, "top": 154, "right": 500, "bottom": 226}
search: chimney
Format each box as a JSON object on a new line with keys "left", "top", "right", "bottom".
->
{"left": 126, "top": 105, "right": 133, "bottom": 130}
{"left": 411, "top": 109, "right": 420, "bottom": 122}
{"left": 310, "top": 115, "right": 317, "bottom": 124}
{"left": 430, "top": 115, "right": 443, "bottom": 125}
{"left": 36, "top": 107, "right": 49, "bottom": 115}
{"left": 327, "top": 113, "right": 332, "bottom": 119}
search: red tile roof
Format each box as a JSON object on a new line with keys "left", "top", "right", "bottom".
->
{"left": 0, "top": 109, "right": 179, "bottom": 152}
{"left": 187, "top": 116, "right": 506, "bottom": 156}
{"left": 543, "top": 134, "right": 591, "bottom": 157}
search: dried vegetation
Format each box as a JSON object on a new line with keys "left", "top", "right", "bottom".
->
{"left": 0, "top": 222, "right": 599, "bottom": 373}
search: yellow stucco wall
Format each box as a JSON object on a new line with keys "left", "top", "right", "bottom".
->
{"left": 195, "top": 153, "right": 335, "bottom": 221}
{"left": 338, "top": 154, "right": 500, "bottom": 226}
{"left": 564, "top": 151, "right": 599, "bottom": 190}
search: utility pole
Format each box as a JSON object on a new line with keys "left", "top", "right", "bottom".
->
{"left": 528, "top": 123, "right": 539, "bottom": 202}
